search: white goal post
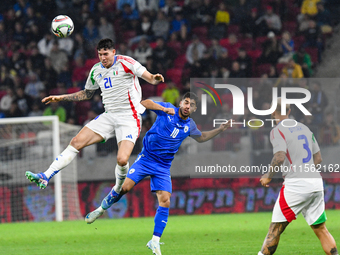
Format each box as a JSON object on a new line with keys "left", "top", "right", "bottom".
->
{"left": 0, "top": 116, "right": 82, "bottom": 222}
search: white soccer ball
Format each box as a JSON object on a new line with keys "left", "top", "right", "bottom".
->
{"left": 51, "top": 15, "right": 74, "bottom": 38}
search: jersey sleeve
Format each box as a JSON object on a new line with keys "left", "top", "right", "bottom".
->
{"left": 120, "top": 56, "right": 147, "bottom": 78}
{"left": 152, "top": 101, "right": 174, "bottom": 116}
{"left": 270, "top": 128, "right": 287, "bottom": 154}
{"left": 189, "top": 119, "right": 202, "bottom": 138}
{"left": 85, "top": 65, "right": 100, "bottom": 90}
{"left": 311, "top": 133, "right": 320, "bottom": 154}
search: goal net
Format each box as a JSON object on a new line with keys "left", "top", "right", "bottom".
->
{"left": 0, "top": 116, "right": 82, "bottom": 222}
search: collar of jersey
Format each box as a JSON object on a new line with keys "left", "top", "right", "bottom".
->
{"left": 100, "top": 56, "right": 117, "bottom": 69}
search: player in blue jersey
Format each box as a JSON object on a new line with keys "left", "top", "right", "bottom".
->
{"left": 85, "top": 92, "right": 231, "bottom": 255}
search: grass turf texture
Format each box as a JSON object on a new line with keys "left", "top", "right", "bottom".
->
{"left": 1, "top": 210, "right": 339, "bottom": 255}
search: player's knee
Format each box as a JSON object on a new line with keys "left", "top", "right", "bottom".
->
{"left": 159, "top": 196, "right": 171, "bottom": 208}
{"left": 117, "top": 155, "right": 129, "bottom": 166}
{"left": 70, "top": 136, "right": 83, "bottom": 150}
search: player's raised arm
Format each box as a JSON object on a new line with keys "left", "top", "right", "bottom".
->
{"left": 194, "top": 120, "right": 232, "bottom": 143}
{"left": 42, "top": 89, "right": 96, "bottom": 105}
{"left": 141, "top": 70, "right": 164, "bottom": 85}
{"left": 141, "top": 99, "right": 175, "bottom": 115}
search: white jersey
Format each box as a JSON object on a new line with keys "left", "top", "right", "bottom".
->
{"left": 270, "top": 121, "right": 323, "bottom": 193}
{"left": 85, "top": 55, "right": 147, "bottom": 115}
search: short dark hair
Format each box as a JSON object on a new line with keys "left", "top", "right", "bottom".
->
{"left": 182, "top": 92, "right": 198, "bottom": 104}
{"left": 97, "top": 38, "right": 115, "bottom": 51}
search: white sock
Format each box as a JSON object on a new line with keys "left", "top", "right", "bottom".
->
{"left": 152, "top": 235, "right": 160, "bottom": 242}
{"left": 258, "top": 252, "right": 264, "bottom": 255}
{"left": 44, "top": 145, "right": 79, "bottom": 179}
{"left": 97, "top": 206, "right": 104, "bottom": 212}
{"left": 113, "top": 163, "right": 129, "bottom": 193}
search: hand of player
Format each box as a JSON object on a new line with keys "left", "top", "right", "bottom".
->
{"left": 153, "top": 74, "right": 164, "bottom": 84}
{"left": 163, "top": 108, "right": 175, "bottom": 115}
{"left": 260, "top": 174, "right": 272, "bottom": 187}
{"left": 42, "top": 95, "right": 63, "bottom": 105}
{"left": 219, "top": 119, "right": 234, "bottom": 131}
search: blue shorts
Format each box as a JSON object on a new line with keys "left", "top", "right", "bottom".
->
{"left": 126, "top": 153, "right": 172, "bottom": 193}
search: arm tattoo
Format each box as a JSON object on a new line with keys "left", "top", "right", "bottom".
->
{"left": 268, "top": 151, "right": 286, "bottom": 178}
{"left": 261, "top": 222, "right": 289, "bottom": 255}
{"left": 62, "top": 89, "right": 95, "bottom": 102}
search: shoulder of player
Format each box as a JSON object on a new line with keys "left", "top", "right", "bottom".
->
{"left": 115, "top": 55, "right": 137, "bottom": 65}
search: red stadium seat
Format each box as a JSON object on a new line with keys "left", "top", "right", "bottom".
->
{"left": 227, "top": 25, "right": 240, "bottom": 35}
{"left": 293, "top": 36, "right": 305, "bottom": 50}
{"left": 247, "top": 49, "right": 262, "bottom": 63}
{"left": 166, "top": 69, "right": 183, "bottom": 88}
{"left": 276, "top": 63, "right": 286, "bottom": 74}
{"left": 305, "top": 47, "right": 318, "bottom": 63}
{"left": 282, "top": 21, "right": 297, "bottom": 35}
{"left": 256, "top": 64, "right": 272, "bottom": 77}
{"left": 85, "top": 58, "right": 98, "bottom": 69}
{"left": 239, "top": 38, "right": 253, "bottom": 50}
{"left": 142, "top": 84, "right": 156, "bottom": 98}
{"left": 167, "top": 41, "right": 183, "bottom": 54}
{"left": 192, "top": 26, "right": 208, "bottom": 39}
{"left": 122, "top": 30, "right": 136, "bottom": 43}
{"left": 67, "top": 87, "right": 81, "bottom": 94}
{"left": 149, "top": 42, "right": 157, "bottom": 49}
{"left": 156, "top": 83, "right": 167, "bottom": 96}
{"left": 75, "top": 101, "right": 91, "bottom": 125}
{"left": 0, "top": 90, "right": 7, "bottom": 100}
{"left": 174, "top": 54, "right": 187, "bottom": 68}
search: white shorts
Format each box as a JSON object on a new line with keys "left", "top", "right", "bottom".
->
{"left": 85, "top": 112, "right": 141, "bottom": 144}
{"left": 272, "top": 185, "right": 325, "bottom": 225}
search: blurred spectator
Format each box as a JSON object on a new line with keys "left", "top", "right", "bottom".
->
{"left": 300, "top": 0, "right": 320, "bottom": 18}
{"left": 83, "top": 18, "right": 99, "bottom": 51}
{"left": 136, "top": 0, "right": 159, "bottom": 14}
{"left": 145, "top": 56, "right": 158, "bottom": 76}
{"left": 37, "top": 33, "right": 54, "bottom": 56}
{"left": 49, "top": 41, "right": 68, "bottom": 74}
{"left": 318, "top": 112, "right": 340, "bottom": 146}
{"left": 309, "top": 81, "right": 328, "bottom": 123}
{"left": 236, "top": 47, "right": 252, "bottom": 77}
{"left": 216, "top": 48, "right": 232, "bottom": 73}
{"left": 210, "top": 2, "right": 230, "bottom": 39}
{"left": 73, "top": 33, "right": 86, "bottom": 59}
{"left": 256, "top": 6, "right": 282, "bottom": 35}
{"left": 161, "top": 80, "right": 180, "bottom": 105}
{"left": 233, "top": 0, "right": 251, "bottom": 25}
{"left": 0, "top": 65, "right": 14, "bottom": 87}
{"left": 0, "top": 87, "right": 15, "bottom": 113}
{"left": 293, "top": 47, "right": 313, "bottom": 77}
{"left": 13, "top": 0, "right": 31, "bottom": 18}
{"left": 134, "top": 37, "right": 152, "bottom": 65}
{"left": 15, "top": 86, "right": 32, "bottom": 116}
{"left": 208, "top": 38, "right": 224, "bottom": 60}
{"left": 152, "top": 37, "right": 175, "bottom": 71}
{"left": 6, "top": 100, "right": 23, "bottom": 118}
{"left": 116, "top": 43, "right": 133, "bottom": 56}
{"left": 282, "top": 58, "right": 304, "bottom": 78}
{"left": 84, "top": 110, "right": 97, "bottom": 125}
{"left": 72, "top": 56, "right": 88, "bottom": 86}
{"left": 268, "top": 65, "right": 278, "bottom": 78}
{"left": 28, "top": 101, "right": 43, "bottom": 117}
{"left": 43, "top": 102, "right": 66, "bottom": 122}
{"left": 316, "top": 2, "right": 332, "bottom": 33}
{"left": 257, "top": 31, "right": 282, "bottom": 64}
{"left": 161, "top": 0, "right": 182, "bottom": 19}
{"left": 29, "top": 46, "right": 44, "bottom": 70}
{"left": 197, "top": 0, "right": 215, "bottom": 27}
{"left": 152, "top": 11, "right": 170, "bottom": 40}
{"left": 129, "top": 15, "right": 153, "bottom": 46}
{"left": 190, "top": 50, "right": 214, "bottom": 77}
{"left": 278, "top": 31, "right": 294, "bottom": 63}
{"left": 10, "top": 51, "right": 26, "bottom": 76}
{"left": 40, "top": 58, "right": 58, "bottom": 92}
{"left": 0, "top": 48, "right": 9, "bottom": 67}
{"left": 117, "top": 0, "right": 137, "bottom": 11}
{"left": 302, "top": 20, "right": 323, "bottom": 62}
{"left": 57, "top": 65, "right": 73, "bottom": 88}
{"left": 170, "top": 11, "right": 189, "bottom": 40}
{"left": 229, "top": 61, "right": 247, "bottom": 78}
{"left": 186, "top": 35, "right": 206, "bottom": 65}
{"left": 13, "top": 22, "right": 26, "bottom": 44}
{"left": 0, "top": 22, "right": 7, "bottom": 47}
{"left": 99, "top": 17, "right": 115, "bottom": 42}
{"left": 58, "top": 37, "right": 74, "bottom": 56}
{"left": 25, "top": 73, "right": 44, "bottom": 98}
{"left": 241, "top": 7, "right": 260, "bottom": 37}
{"left": 121, "top": 4, "right": 139, "bottom": 29}
{"left": 91, "top": 94, "right": 104, "bottom": 114}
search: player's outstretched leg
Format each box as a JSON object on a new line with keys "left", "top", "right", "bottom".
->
{"left": 25, "top": 127, "right": 103, "bottom": 189}
{"left": 258, "top": 222, "right": 289, "bottom": 255}
{"left": 85, "top": 178, "right": 135, "bottom": 224}
{"left": 311, "top": 222, "right": 338, "bottom": 255}
{"left": 147, "top": 191, "right": 170, "bottom": 255}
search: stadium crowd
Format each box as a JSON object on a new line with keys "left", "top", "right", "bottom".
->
{"left": 0, "top": 0, "right": 339, "bottom": 150}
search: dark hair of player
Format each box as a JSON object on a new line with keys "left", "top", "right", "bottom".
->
{"left": 183, "top": 92, "right": 198, "bottom": 105}
{"left": 97, "top": 38, "right": 115, "bottom": 51}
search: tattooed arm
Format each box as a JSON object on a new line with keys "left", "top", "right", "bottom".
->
{"left": 41, "top": 89, "right": 96, "bottom": 104}
{"left": 260, "top": 151, "right": 286, "bottom": 187}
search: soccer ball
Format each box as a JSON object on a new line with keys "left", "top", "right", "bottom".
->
{"left": 51, "top": 15, "right": 74, "bottom": 38}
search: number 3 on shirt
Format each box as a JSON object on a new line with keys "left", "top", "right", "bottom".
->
{"left": 170, "top": 128, "right": 179, "bottom": 138}
{"left": 298, "top": 135, "right": 312, "bottom": 163}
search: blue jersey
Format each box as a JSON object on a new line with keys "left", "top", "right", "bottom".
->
{"left": 141, "top": 102, "right": 202, "bottom": 163}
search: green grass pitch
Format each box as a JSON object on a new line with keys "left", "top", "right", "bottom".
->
{"left": 1, "top": 210, "right": 339, "bottom": 255}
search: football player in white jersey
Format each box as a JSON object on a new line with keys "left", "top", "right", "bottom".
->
{"left": 258, "top": 99, "right": 338, "bottom": 255}
{"left": 25, "top": 38, "right": 174, "bottom": 195}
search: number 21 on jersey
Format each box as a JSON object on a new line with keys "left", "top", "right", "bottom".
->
{"left": 104, "top": 77, "right": 113, "bottom": 89}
